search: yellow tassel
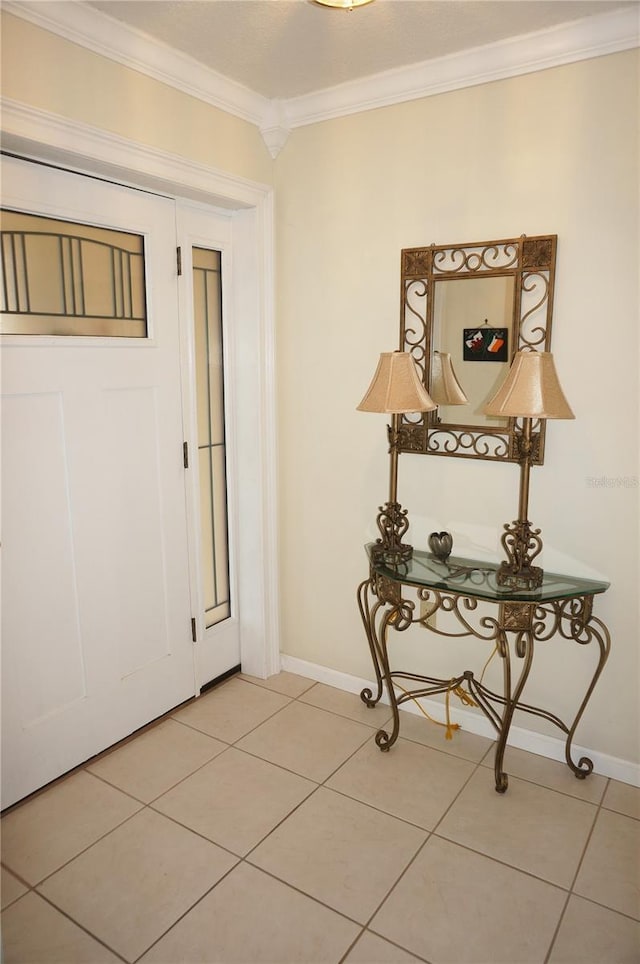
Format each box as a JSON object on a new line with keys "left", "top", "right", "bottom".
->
{"left": 380, "top": 637, "right": 500, "bottom": 741}
{"left": 452, "top": 685, "right": 477, "bottom": 707}
{"left": 394, "top": 677, "right": 480, "bottom": 742}
{"left": 445, "top": 721, "right": 460, "bottom": 740}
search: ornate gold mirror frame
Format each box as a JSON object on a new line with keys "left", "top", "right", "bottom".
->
{"left": 399, "top": 235, "right": 557, "bottom": 464}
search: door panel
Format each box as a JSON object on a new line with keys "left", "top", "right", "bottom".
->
{"left": 1, "top": 157, "right": 197, "bottom": 808}
{"left": 2, "top": 392, "right": 87, "bottom": 725}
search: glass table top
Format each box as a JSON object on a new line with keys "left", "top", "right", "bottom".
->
{"left": 366, "top": 544, "right": 610, "bottom": 603}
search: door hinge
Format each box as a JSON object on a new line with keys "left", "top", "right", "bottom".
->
{"left": 183, "top": 441, "right": 189, "bottom": 468}
{"left": 191, "top": 617, "right": 197, "bottom": 642}
{"left": 176, "top": 246, "right": 182, "bottom": 276}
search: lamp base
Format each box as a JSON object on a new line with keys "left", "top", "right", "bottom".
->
{"left": 372, "top": 501, "right": 413, "bottom": 566}
{"left": 496, "top": 560, "right": 543, "bottom": 590}
{"left": 497, "top": 519, "right": 544, "bottom": 590}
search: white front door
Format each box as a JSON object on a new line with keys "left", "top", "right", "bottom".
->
{"left": 1, "top": 157, "right": 197, "bottom": 808}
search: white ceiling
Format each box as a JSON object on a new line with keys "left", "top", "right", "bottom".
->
{"left": 85, "top": 0, "right": 636, "bottom": 100}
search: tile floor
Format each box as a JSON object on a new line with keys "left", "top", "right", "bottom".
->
{"left": 1, "top": 671, "right": 639, "bottom": 964}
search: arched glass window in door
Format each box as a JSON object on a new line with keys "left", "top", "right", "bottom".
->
{"left": 1, "top": 209, "right": 147, "bottom": 337}
{"left": 192, "top": 248, "right": 230, "bottom": 627}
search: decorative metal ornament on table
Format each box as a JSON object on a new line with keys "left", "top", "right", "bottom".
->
{"left": 428, "top": 531, "right": 453, "bottom": 563}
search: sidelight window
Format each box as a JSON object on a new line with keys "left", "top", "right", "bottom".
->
{"left": 192, "top": 247, "right": 230, "bottom": 627}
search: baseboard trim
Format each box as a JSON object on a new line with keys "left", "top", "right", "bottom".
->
{"left": 280, "top": 654, "right": 640, "bottom": 788}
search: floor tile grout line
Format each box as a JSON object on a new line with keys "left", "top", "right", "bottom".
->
{"left": 236, "top": 735, "right": 405, "bottom": 863}
{"left": 1, "top": 860, "right": 33, "bottom": 894}
{"left": 209, "top": 741, "right": 325, "bottom": 785}
{"left": 18, "top": 889, "right": 130, "bottom": 964}
{"left": 2, "top": 805, "right": 146, "bottom": 892}
{"left": 543, "top": 775, "right": 612, "bottom": 964}
{"left": 337, "top": 925, "right": 368, "bottom": 964}
{"left": 543, "top": 889, "right": 576, "bottom": 964}
{"left": 320, "top": 782, "right": 442, "bottom": 836}
{"left": 161, "top": 778, "right": 324, "bottom": 864}
{"left": 427, "top": 752, "right": 486, "bottom": 837}
{"left": 339, "top": 925, "right": 433, "bottom": 964}
{"left": 429, "top": 829, "right": 573, "bottom": 893}
{"left": 567, "top": 775, "right": 609, "bottom": 893}
{"left": 171, "top": 685, "right": 295, "bottom": 744}
{"left": 556, "top": 891, "right": 640, "bottom": 925}
{"left": 86, "top": 762, "right": 198, "bottom": 807}
{"left": 345, "top": 758, "right": 490, "bottom": 948}
{"left": 426, "top": 761, "right": 601, "bottom": 893}
{"left": 357, "top": 829, "right": 435, "bottom": 934}
{"left": 239, "top": 673, "right": 317, "bottom": 700}
{"left": 128, "top": 859, "right": 244, "bottom": 964}
{"left": 235, "top": 855, "right": 393, "bottom": 933}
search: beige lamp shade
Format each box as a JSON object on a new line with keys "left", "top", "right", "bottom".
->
{"left": 484, "top": 350, "right": 574, "bottom": 419}
{"left": 357, "top": 351, "right": 437, "bottom": 414}
{"left": 430, "top": 351, "right": 468, "bottom": 406}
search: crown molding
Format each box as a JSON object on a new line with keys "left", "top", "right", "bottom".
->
{"left": 4, "top": 1, "right": 639, "bottom": 156}
{"left": 3, "top": 0, "right": 271, "bottom": 127}
{"left": 283, "top": 6, "right": 640, "bottom": 129}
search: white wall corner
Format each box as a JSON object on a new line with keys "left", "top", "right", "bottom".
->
{"left": 259, "top": 100, "right": 292, "bottom": 158}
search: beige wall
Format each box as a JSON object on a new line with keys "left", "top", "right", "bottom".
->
{"left": 1, "top": 13, "right": 274, "bottom": 185}
{"left": 2, "top": 9, "right": 638, "bottom": 769}
{"left": 275, "top": 51, "right": 639, "bottom": 766}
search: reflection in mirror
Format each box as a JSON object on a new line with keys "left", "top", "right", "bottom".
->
{"left": 432, "top": 276, "right": 515, "bottom": 427}
{"left": 399, "top": 235, "right": 557, "bottom": 464}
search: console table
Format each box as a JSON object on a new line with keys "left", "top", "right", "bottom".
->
{"left": 357, "top": 545, "right": 611, "bottom": 792}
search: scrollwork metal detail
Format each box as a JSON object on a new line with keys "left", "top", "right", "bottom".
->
{"left": 497, "top": 520, "right": 544, "bottom": 589}
{"left": 357, "top": 563, "right": 611, "bottom": 793}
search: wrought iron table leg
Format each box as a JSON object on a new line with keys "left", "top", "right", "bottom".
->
{"left": 357, "top": 578, "right": 384, "bottom": 708}
{"left": 493, "top": 630, "right": 535, "bottom": 793}
{"left": 372, "top": 608, "right": 402, "bottom": 751}
{"left": 563, "top": 611, "right": 611, "bottom": 779}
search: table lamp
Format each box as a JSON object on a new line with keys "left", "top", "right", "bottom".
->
{"left": 483, "top": 350, "right": 574, "bottom": 589}
{"left": 358, "top": 352, "right": 436, "bottom": 564}
{"left": 358, "top": 349, "right": 468, "bottom": 565}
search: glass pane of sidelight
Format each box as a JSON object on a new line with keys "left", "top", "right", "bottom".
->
{"left": 192, "top": 247, "right": 230, "bottom": 628}
{"left": 0, "top": 210, "right": 147, "bottom": 336}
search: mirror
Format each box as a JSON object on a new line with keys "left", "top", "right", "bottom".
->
{"left": 399, "top": 235, "right": 557, "bottom": 463}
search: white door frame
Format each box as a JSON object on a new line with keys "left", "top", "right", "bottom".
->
{"left": 1, "top": 97, "right": 280, "bottom": 680}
